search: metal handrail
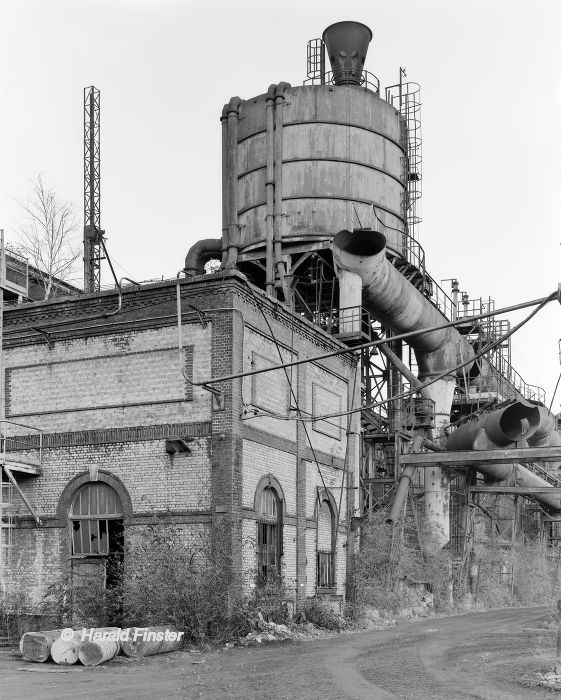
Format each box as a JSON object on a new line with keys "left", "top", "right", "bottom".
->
{"left": 0, "top": 419, "right": 43, "bottom": 469}
{"left": 486, "top": 358, "right": 546, "bottom": 404}
{"left": 303, "top": 70, "right": 380, "bottom": 93}
{"left": 299, "top": 305, "right": 372, "bottom": 339}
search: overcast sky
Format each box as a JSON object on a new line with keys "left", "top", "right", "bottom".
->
{"left": 1, "top": 0, "right": 561, "bottom": 405}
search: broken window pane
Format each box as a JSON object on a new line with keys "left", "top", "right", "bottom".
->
{"left": 70, "top": 483, "right": 124, "bottom": 557}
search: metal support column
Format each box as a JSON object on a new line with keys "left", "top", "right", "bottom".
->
{"left": 84, "top": 86, "right": 103, "bottom": 292}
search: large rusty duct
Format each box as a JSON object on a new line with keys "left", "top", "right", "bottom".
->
{"left": 332, "top": 228, "right": 476, "bottom": 539}
{"left": 332, "top": 229, "right": 475, "bottom": 380}
{"left": 447, "top": 402, "right": 561, "bottom": 512}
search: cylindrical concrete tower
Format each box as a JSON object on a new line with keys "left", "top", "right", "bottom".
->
{"left": 220, "top": 22, "right": 407, "bottom": 300}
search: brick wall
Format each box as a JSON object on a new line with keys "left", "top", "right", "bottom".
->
{"left": 235, "top": 282, "right": 356, "bottom": 605}
{"left": 1, "top": 273, "right": 357, "bottom": 608}
{"left": 4, "top": 325, "right": 212, "bottom": 432}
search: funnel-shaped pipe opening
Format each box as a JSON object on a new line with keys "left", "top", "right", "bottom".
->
{"left": 333, "top": 228, "right": 385, "bottom": 257}
{"left": 322, "top": 21, "right": 372, "bottom": 86}
{"left": 493, "top": 402, "right": 541, "bottom": 443}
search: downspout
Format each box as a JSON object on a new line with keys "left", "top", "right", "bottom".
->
{"left": 265, "top": 85, "right": 276, "bottom": 296}
{"left": 387, "top": 435, "right": 424, "bottom": 525}
{"left": 273, "top": 82, "right": 291, "bottom": 302}
{"left": 338, "top": 270, "right": 362, "bottom": 334}
{"left": 332, "top": 228, "right": 476, "bottom": 542}
{"left": 226, "top": 97, "right": 242, "bottom": 267}
{"left": 221, "top": 105, "right": 230, "bottom": 266}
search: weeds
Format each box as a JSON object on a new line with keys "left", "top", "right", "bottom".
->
{"left": 25, "top": 520, "right": 299, "bottom": 644}
{"left": 298, "top": 598, "right": 347, "bottom": 631}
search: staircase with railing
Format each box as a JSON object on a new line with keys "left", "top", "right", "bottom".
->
{"left": 0, "top": 480, "right": 13, "bottom": 573}
{"left": 0, "top": 421, "right": 43, "bottom": 586}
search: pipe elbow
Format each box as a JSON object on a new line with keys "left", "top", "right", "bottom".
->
{"left": 416, "top": 332, "right": 476, "bottom": 381}
{"left": 527, "top": 406, "right": 557, "bottom": 446}
{"left": 275, "top": 82, "right": 291, "bottom": 98}
{"left": 184, "top": 239, "right": 223, "bottom": 277}
{"left": 222, "top": 96, "right": 242, "bottom": 118}
{"left": 332, "top": 228, "right": 474, "bottom": 378}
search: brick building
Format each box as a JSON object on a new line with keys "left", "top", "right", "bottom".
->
{"left": 1, "top": 269, "right": 358, "bottom": 610}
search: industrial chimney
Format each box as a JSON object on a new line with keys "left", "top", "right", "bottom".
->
{"left": 322, "top": 21, "right": 372, "bottom": 85}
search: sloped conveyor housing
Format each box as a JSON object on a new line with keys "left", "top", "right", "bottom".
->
{"left": 332, "top": 228, "right": 477, "bottom": 539}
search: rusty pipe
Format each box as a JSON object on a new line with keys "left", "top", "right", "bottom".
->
{"left": 487, "top": 463, "right": 561, "bottom": 511}
{"left": 273, "top": 83, "right": 291, "bottom": 301}
{"left": 386, "top": 435, "right": 424, "bottom": 525}
{"left": 220, "top": 107, "right": 229, "bottom": 265}
{"left": 528, "top": 407, "right": 561, "bottom": 470}
{"left": 332, "top": 229, "right": 475, "bottom": 380}
{"left": 331, "top": 228, "right": 473, "bottom": 541}
{"left": 265, "top": 85, "right": 276, "bottom": 296}
{"left": 528, "top": 406, "right": 561, "bottom": 446}
{"left": 447, "top": 402, "right": 561, "bottom": 511}
{"left": 184, "top": 239, "right": 222, "bottom": 277}
{"left": 226, "top": 97, "right": 242, "bottom": 267}
{"left": 447, "top": 401, "right": 542, "bottom": 450}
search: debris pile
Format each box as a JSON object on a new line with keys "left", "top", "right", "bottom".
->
{"left": 236, "top": 612, "right": 333, "bottom": 647}
{"left": 535, "top": 671, "right": 561, "bottom": 690}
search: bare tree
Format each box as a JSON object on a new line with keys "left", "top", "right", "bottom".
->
{"left": 14, "top": 174, "right": 81, "bottom": 300}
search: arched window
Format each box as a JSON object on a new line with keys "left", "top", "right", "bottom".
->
{"left": 257, "top": 485, "right": 283, "bottom": 582}
{"left": 70, "top": 482, "right": 124, "bottom": 557}
{"left": 317, "top": 495, "right": 335, "bottom": 589}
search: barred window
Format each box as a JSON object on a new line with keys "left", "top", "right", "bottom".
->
{"left": 257, "top": 486, "right": 283, "bottom": 583}
{"left": 317, "top": 498, "right": 335, "bottom": 589}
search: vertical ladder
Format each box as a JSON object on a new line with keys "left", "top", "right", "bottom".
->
{"left": 306, "top": 39, "right": 325, "bottom": 84}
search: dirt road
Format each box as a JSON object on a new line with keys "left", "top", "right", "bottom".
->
{"left": 0, "top": 607, "right": 556, "bottom": 699}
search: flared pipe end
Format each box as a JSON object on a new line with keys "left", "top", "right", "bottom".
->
{"left": 493, "top": 402, "right": 541, "bottom": 444}
{"left": 322, "top": 21, "right": 373, "bottom": 86}
{"left": 332, "top": 228, "right": 386, "bottom": 258}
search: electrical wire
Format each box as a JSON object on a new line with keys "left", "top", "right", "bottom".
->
{"left": 371, "top": 204, "right": 408, "bottom": 237}
{"left": 304, "top": 291, "right": 557, "bottom": 423}
{"left": 334, "top": 361, "right": 359, "bottom": 550}
{"left": 235, "top": 290, "right": 557, "bottom": 426}
{"left": 194, "top": 292, "right": 556, "bottom": 389}
{"left": 549, "top": 370, "right": 561, "bottom": 413}
{"left": 245, "top": 284, "right": 329, "bottom": 493}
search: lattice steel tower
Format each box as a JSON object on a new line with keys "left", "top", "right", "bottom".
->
{"left": 83, "top": 86, "right": 103, "bottom": 292}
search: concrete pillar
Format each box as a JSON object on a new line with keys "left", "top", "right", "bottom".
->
{"left": 295, "top": 365, "right": 308, "bottom": 610}
{"left": 421, "top": 376, "right": 456, "bottom": 544}
{"left": 338, "top": 269, "right": 362, "bottom": 335}
{"left": 346, "top": 359, "right": 361, "bottom": 602}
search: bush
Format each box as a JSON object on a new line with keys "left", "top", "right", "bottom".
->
{"left": 32, "top": 521, "right": 295, "bottom": 645}
{"left": 300, "top": 598, "right": 346, "bottom": 631}
{"left": 122, "top": 523, "right": 237, "bottom": 643}
{"left": 352, "top": 508, "right": 452, "bottom": 616}
{"left": 0, "top": 590, "right": 41, "bottom": 643}
{"left": 245, "top": 570, "right": 290, "bottom": 625}
{"left": 473, "top": 539, "right": 561, "bottom": 608}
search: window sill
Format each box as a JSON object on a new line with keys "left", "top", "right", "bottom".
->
{"left": 316, "top": 586, "right": 336, "bottom": 595}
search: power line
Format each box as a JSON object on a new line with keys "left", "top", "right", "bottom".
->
{"left": 308, "top": 290, "right": 555, "bottom": 422}
{"left": 246, "top": 284, "right": 329, "bottom": 493}
{"left": 193, "top": 290, "right": 558, "bottom": 389}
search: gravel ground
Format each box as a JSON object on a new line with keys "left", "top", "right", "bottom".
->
{"left": 0, "top": 607, "right": 557, "bottom": 699}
